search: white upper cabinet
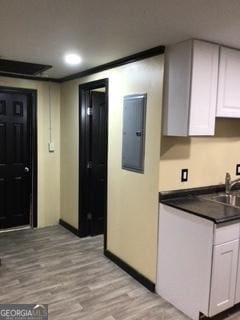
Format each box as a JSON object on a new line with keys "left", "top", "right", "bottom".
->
{"left": 217, "top": 47, "right": 240, "bottom": 118}
{"left": 163, "top": 39, "right": 219, "bottom": 136}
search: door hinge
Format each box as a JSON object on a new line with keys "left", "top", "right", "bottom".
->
{"left": 87, "top": 212, "right": 92, "bottom": 220}
{"left": 87, "top": 107, "right": 93, "bottom": 116}
{"left": 87, "top": 161, "right": 93, "bottom": 169}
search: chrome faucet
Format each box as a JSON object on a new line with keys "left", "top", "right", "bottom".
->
{"left": 225, "top": 172, "right": 240, "bottom": 194}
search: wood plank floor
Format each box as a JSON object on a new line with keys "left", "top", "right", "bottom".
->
{"left": 0, "top": 225, "right": 239, "bottom": 320}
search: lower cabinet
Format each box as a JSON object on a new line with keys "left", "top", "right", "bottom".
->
{"left": 209, "top": 240, "right": 239, "bottom": 316}
{"left": 157, "top": 204, "right": 240, "bottom": 320}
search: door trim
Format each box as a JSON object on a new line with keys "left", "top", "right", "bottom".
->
{"left": 79, "top": 78, "right": 109, "bottom": 250}
{"left": 0, "top": 86, "right": 38, "bottom": 228}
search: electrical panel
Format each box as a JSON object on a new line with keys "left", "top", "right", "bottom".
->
{"left": 122, "top": 94, "right": 147, "bottom": 173}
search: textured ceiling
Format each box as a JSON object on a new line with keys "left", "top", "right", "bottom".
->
{"left": 1, "top": 0, "right": 240, "bottom": 78}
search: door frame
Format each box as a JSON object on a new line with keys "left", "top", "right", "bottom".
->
{"left": 79, "top": 78, "right": 109, "bottom": 250}
{"left": 0, "top": 86, "right": 38, "bottom": 228}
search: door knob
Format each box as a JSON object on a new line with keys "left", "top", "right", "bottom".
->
{"left": 24, "top": 167, "right": 30, "bottom": 173}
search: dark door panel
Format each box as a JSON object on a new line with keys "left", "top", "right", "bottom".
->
{"left": 90, "top": 91, "right": 107, "bottom": 235}
{"left": 0, "top": 178, "right": 7, "bottom": 220}
{"left": 91, "top": 167, "right": 105, "bottom": 235}
{"left": 0, "top": 123, "right": 7, "bottom": 164}
{"left": 79, "top": 81, "right": 108, "bottom": 240}
{"left": 0, "top": 91, "right": 31, "bottom": 229}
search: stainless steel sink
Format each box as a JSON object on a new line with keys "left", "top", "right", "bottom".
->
{"left": 209, "top": 194, "right": 240, "bottom": 208}
{"left": 199, "top": 191, "right": 240, "bottom": 208}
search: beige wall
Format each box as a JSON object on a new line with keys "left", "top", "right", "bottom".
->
{"left": 159, "top": 118, "right": 240, "bottom": 191}
{"left": 60, "top": 56, "right": 164, "bottom": 281}
{"left": 0, "top": 77, "right": 61, "bottom": 227}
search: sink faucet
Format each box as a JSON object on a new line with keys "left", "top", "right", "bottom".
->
{"left": 225, "top": 172, "right": 240, "bottom": 194}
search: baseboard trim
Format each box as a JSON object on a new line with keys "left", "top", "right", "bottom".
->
{"left": 59, "top": 221, "right": 155, "bottom": 291}
{"left": 104, "top": 249, "right": 155, "bottom": 292}
{"left": 59, "top": 219, "right": 79, "bottom": 236}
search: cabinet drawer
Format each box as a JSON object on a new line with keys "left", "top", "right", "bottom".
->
{"left": 214, "top": 223, "right": 240, "bottom": 245}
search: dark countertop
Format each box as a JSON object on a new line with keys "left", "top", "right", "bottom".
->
{"left": 160, "top": 186, "right": 240, "bottom": 224}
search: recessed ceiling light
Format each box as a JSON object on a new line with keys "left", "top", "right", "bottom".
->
{"left": 64, "top": 53, "right": 82, "bottom": 65}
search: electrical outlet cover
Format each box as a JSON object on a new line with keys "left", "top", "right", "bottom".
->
{"left": 236, "top": 164, "right": 240, "bottom": 176}
{"left": 181, "top": 169, "right": 188, "bottom": 182}
{"left": 48, "top": 142, "right": 55, "bottom": 152}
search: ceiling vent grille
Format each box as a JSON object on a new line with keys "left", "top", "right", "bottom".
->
{"left": 0, "top": 59, "right": 52, "bottom": 75}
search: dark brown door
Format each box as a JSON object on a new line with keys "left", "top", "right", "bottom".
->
{"left": 90, "top": 91, "right": 107, "bottom": 235}
{"left": 0, "top": 91, "right": 31, "bottom": 228}
{"left": 79, "top": 79, "right": 108, "bottom": 242}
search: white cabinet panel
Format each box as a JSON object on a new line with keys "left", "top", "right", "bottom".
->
{"left": 214, "top": 223, "right": 240, "bottom": 245}
{"left": 209, "top": 240, "right": 239, "bottom": 317}
{"left": 163, "top": 40, "right": 192, "bottom": 136}
{"left": 217, "top": 47, "right": 240, "bottom": 117}
{"left": 189, "top": 41, "right": 219, "bottom": 135}
{"left": 156, "top": 204, "right": 214, "bottom": 320}
{"left": 163, "top": 39, "right": 219, "bottom": 136}
{"left": 235, "top": 240, "right": 240, "bottom": 304}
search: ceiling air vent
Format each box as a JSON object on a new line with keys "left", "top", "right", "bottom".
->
{"left": 0, "top": 59, "right": 52, "bottom": 75}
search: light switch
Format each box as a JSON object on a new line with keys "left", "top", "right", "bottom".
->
{"left": 48, "top": 142, "right": 55, "bottom": 152}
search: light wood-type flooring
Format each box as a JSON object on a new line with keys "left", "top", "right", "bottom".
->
{"left": 0, "top": 225, "right": 240, "bottom": 320}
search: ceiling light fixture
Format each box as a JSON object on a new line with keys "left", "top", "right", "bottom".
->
{"left": 64, "top": 53, "right": 82, "bottom": 65}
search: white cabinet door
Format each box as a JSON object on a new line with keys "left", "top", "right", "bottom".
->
{"left": 163, "top": 40, "right": 192, "bottom": 136}
{"left": 209, "top": 240, "right": 239, "bottom": 317}
{"left": 189, "top": 41, "right": 219, "bottom": 135}
{"left": 163, "top": 39, "right": 219, "bottom": 136}
{"left": 217, "top": 47, "right": 240, "bottom": 117}
{"left": 234, "top": 240, "right": 240, "bottom": 304}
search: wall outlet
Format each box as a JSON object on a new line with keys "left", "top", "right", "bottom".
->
{"left": 236, "top": 164, "right": 240, "bottom": 176}
{"left": 48, "top": 142, "right": 55, "bottom": 153}
{"left": 181, "top": 169, "right": 188, "bottom": 182}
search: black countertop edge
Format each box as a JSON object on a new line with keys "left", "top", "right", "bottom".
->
{"left": 160, "top": 200, "right": 240, "bottom": 224}
{"left": 159, "top": 184, "right": 229, "bottom": 201}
